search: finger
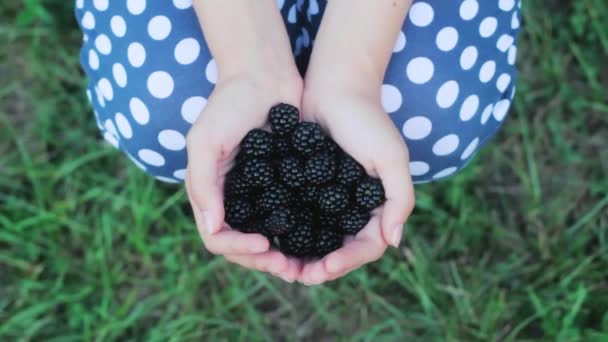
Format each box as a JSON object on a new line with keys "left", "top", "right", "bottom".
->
{"left": 299, "top": 259, "right": 330, "bottom": 285}
{"left": 185, "top": 127, "right": 225, "bottom": 235}
{"left": 225, "top": 251, "right": 289, "bottom": 275}
{"left": 277, "top": 258, "right": 302, "bottom": 283}
{"left": 375, "top": 148, "right": 415, "bottom": 248}
{"left": 187, "top": 186, "right": 269, "bottom": 255}
{"left": 324, "top": 217, "right": 386, "bottom": 274}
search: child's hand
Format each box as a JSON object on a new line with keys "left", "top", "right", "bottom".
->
{"left": 297, "top": 87, "right": 416, "bottom": 285}
{"left": 185, "top": 74, "right": 303, "bottom": 282}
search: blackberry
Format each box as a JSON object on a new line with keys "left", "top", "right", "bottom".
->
{"left": 264, "top": 207, "right": 296, "bottom": 236}
{"left": 336, "top": 154, "right": 364, "bottom": 186}
{"left": 279, "top": 157, "right": 306, "bottom": 189}
{"left": 292, "top": 122, "right": 325, "bottom": 156}
{"left": 239, "top": 129, "right": 273, "bottom": 158}
{"left": 242, "top": 158, "right": 274, "bottom": 188}
{"left": 259, "top": 184, "right": 291, "bottom": 213}
{"left": 320, "top": 139, "right": 339, "bottom": 154}
{"left": 304, "top": 153, "right": 336, "bottom": 185}
{"left": 355, "top": 177, "right": 386, "bottom": 210}
{"left": 316, "top": 212, "right": 340, "bottom": 230}
{"left": 224, "top": 198, "right": 253, "bottom": 228}
{"left": 339, "top": 209, "right": 370, "bottom": 235}
{"left": 273, "top": 135, "right": 292, "bottom": 158}
{"left": 269, "top": 103, "right": 300, "bottom": 135}
{"left": 236, "top": 219, "right": 263, "bottom": 234}
{"left": 298, "top": 207, "right": 315, "bottom": 226}
{"left": 314, "top": 229, "right": 344, "bottom": 257}
{"left": 224, "top": 168, "right": 251, "bottom": 198}
{"left": 299, "top": 186, "right": 319, "bottom": 205}
{"left": 279, "top": 223, "right": 315, "bottom": 257}
{"left": 318, "top": 185, "right": 350, "bottom": 213}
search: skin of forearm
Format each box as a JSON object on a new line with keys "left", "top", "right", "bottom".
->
{"left": 306, "top": 0, "right": 412, "bottom": 92}
{"left": 193, "top": 0, "right": 299, "bottom": 81}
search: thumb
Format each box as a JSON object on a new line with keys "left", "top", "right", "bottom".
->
{"left": 185, "top": 131, "right": 225, "bottom": 236}
{"left": 375, "top": 151, "right": 415, "bottom": 248}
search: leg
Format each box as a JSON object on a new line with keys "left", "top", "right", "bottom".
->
{"left": 74, "top": 0, "right": 303, "bottom": 183}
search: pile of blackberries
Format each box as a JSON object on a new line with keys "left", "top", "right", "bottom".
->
{"left": 224, "top": 103, "right": 385, "bottom": 258}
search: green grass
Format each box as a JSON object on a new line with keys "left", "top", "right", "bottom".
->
{"left": 1, "top": 0, "right": 607, "bottom": 340}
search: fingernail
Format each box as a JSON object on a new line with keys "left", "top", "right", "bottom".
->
{"left": 390, "top": 225, "right": 403, "bottom": 247}
{"left": 202, "top": 211, "right": 215, "bottom": 235}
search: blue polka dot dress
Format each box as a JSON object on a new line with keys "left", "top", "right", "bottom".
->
{"left": 75, "top": 0, "right": 522, "bottom": 184}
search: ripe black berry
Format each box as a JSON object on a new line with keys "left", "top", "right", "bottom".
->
{"left": 304, "top": 153, "right": 336, "bottom": 185}
{"left": 316, "top": 212, "right": 340, "bottom": 230}
{"left": 318, "top": 185, "right": 350, "bottom": 213}
{"left": 224, "top": 168, "right": 252, "bottom": 198}
{"left": 224, "top": 198, "right": 253, "bottom": 228}
{"left": 272, "top": 135, "right": 292, "bottom": 158}
{"left": 269, "top": 103, "right": 300, "bottom": 135}
{"left": 292, "top": 122, "right": 325, "bottom": 156}
{"left": 299, "top": 186, "right": 319, "bottom": 205}
{"left": 242, "top": 158, "right": 274, "bottom": 188}
{"left": 279, "top": 223, "right": 315, "bottom": 257}
{"left": 264, "top": 207, "right": 296, "bottom": 236}
{"left": 239, "top": 129, "right": 273, "bottom": 158}
{"left": 337, "top": 154, "right": 364, "bottom": 186}
{"left": 355, "top": 178, "right": 386, "bottom": 211}
{"left": 314, "top": 229, "right": 344, "bottom": 257}
{"left": 259, "top": 184, "right": 292, "bottom": 213}
{"left": 339, "top": 209, "right": 370, "bottom": 235}
{"left": 279, "top": 157, "right": 306, "bottom": 189}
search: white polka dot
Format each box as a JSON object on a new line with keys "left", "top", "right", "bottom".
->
{"left": 104, "top": 119, "right": 118, "bottom": 138}
{"left": 381, "top": 84, "right": 402, "bottom": 113}
{"left": 393, "top": 31, "right": 406, "bottom": 53}
{"left": 175, "top": 38, "right": 200, "bottom": 65}
{"left": 127, "top": 0, "right": 146, "bottom": 15}
{"left": 129, "top": 98, "right": 150, "bottom": 125}
{"left": 493, "top": 99, "right": 511, "bottom": 121}
{"left": 128, "top": 42, "right": 146, "bottom": 68}
{"left": 93, "top": 0, "right": 108, "bottom": 11}
{"left": 459, "top": 0, "right": 479, "bottom": 21}
{"left": 288, "top": 4, "right": 297, "bottom": 23}
{"left": 158, "top": 130, "right": 186, "bottom": 151}
{"left": 76, "top": 0, "right": 84, "bottom": 9}
{"left": 173, "top": 169, "right": 187, "bottom": 180}
{"left": 110, "top": 16, "right": 127, "bottom": 37}
{"left": 138, "top": 149, "right": 165, "bottom": 167}
{"left": 496, "top": 34, "right": 514, "bottom": 52}
{"left": 433, "top": 134, "right": 460, "bottom": 156}
{"left": 461, "top": 138, "right": 479, "bottom": 160}
{"left": 148, "top": 16, "right": 172, "bottom": 40}
{"left": 508, "top": 46, "right": 517, "bottom": 65}
{"left": 112, "top": 63, "right": 127, "bottom": 88}
{"left": 511, "top": 12, "right": 520, "bottom": 29}
{"left": 496, "top": 73, "right": 512, "bottom": 93}
{"left": 433, "top": 167, "right": 458, "bottom": 179}
{"left": 181, "top": 96, "right": 207, "bottom": 124}
{"left": 436, "top": 81, "right": 460, "bottom": 109}
{"left": 481, "top": 104, "right": 494, "bottom": 124}
{"left": 95, "top": 86, "right": 105, "bottom": 107}
{"left": 103, "top": 132, "right": 119, "bottom": 148}
{"left": 460, "top": 46, "right": 478, "bottom": 70}
{"left": 479, "top": 17, "right": 498, "bottom": 38}
{"left": 436, "top": 27, "right": 459, "bottom": 52}
{"left": 173, "top": 0, "right": 192, "bottom": 9}
{"left": 206, "top": 59, "right": 218, "bottom": 84}
{"left": 83, "top": 34, "right": 88, "bottom": 43}
{"left": 98, "top": 78, "right": 113, "bottom": 101}
{"left": 459, "top": 95, "right": 480, "bottom": 121}
{"left": 518, "top": 0, "right": 522, "bottom": 9}
{"left": 147, "top": 71, "right": 174, "bottom": 99}
{"left": 115, "top": 113, "right": 133, "bottom": 139}
{"left": 499, "top": 0, "right": 515, "bottom": 11}
{"left": 86, "top": 89, "right": 92, "bottom": 102}
{"left": 81, "top": 11, "right": 95, "bottom": 30}
{"left": 95, "top": 34, "right": 112, "bottom": 55}
{"left": 88, "top": 49, "right": 99, "bottom": 70}
{"left": 511, "top": 86, "right": 517, "bottom": 100}
{"left": 406, "top": 57, "right": 434, "bottom": 84}
{"left": 409, "top": 2, "right": 434, "bottom": 27}
{"left": 402, "top": 116, "right": 432, "bottom": 140}
{"left": 409, "top": 161, "right": 430, "bottom": 176}
{"left": 479, "top": 61, "right": 496, "bottom": 83}
{"left": 128, "top": 154, "right": 147, "bottom": 171}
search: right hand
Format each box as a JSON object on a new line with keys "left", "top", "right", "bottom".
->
{"left": 185, "top": 72, "right": 303, "bottom": 282}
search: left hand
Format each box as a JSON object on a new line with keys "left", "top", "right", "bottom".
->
{"left": 297, "top": 85, "right": 416, "bottom": 285}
